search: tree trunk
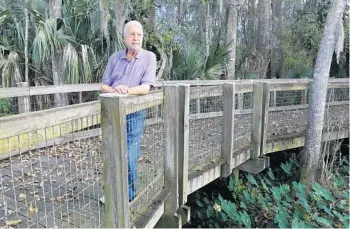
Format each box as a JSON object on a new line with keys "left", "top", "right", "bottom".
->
{"left": 112, "top": 0, "right": 125, "bottom": 37}
{"left": 301, "top": 0, "right": 347, "bottom": 186}
{"left": 164, "top": 45, "right": 173, "bottom": 80}
{"left": 214, "top": 0, "right": 224, "bottom": 38}
{"left": 257, "top": 0, "right": 271, "bottom": 78}
{"left": 178, "top": 0, "right": 184, "bottom": 23}
{"left": 24, "top": 1, "right": 29, "bottom": 83}
{"left": 100, "top": 0, "right": 110, "bottom": 56}
{"left": 204, "top": 1, "right": 212, "bottom": 58}
{"left": 49, "top": 0, "right": 67, "bottom": 107}
{"left": 150, "top": 0, "right": 156, "bottom": 26}
{"left": 270, "top": 0, "right": 283, "bottom": 79}
{"left": 247, "top": 0, "right": 257, "bottom": 50}
{"left": 225, "top": 0, "right": 238, "bottom": 79}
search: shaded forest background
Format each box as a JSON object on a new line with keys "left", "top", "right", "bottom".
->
{"left": 0, "top": 0, "right": 349, "bottom": 92}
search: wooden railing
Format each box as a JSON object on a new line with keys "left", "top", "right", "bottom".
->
{"left": 99, "top": 78, "right": 349, "bottom": 228}
{"left": 0, "top": 78, "right": 348, "bottom": 228}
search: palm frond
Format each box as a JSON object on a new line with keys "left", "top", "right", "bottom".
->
{"left": 63, "top": 44, "right": 79, "bottom": 84}
{"left": 3, "top": 0, "right": 25, "bottom": 21}
{"left": 80, "top": 44, "right": 93, "bottom": 83}
{"left": 0, "top": 50, "right": 22, "bottom": 87}
{"left": 32, "top": 19, "right": 69, "bottom": 63}
{"left": 171, "top": 43, "right": 205, "bottom": 80}
{"left": 26, "top": 0, "right": 46, "bottom": 22}
{"left": 204, "top": 42, "right": 231, "bottom": 79}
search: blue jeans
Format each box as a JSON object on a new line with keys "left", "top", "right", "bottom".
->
{"left": 126, "top": 110, "right": 146, "bottom": 201}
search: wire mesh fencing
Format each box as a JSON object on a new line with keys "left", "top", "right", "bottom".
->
{"left": 124, "top": 98, "right": 164, "bottom": 223}
{"left": 233, "top": 87, "right": 254, "bottom": 149}
{"left": 324, "top": 85, "right": 349, "bottom": 133}
{"left": 269, "top": 90, "right": 303, "bottom": 107}
{"left": 326, "top": 87, "right": 349, "bottom": 103}
{"left": 266, "top": 84, "right": 309, "bottom": 140}
{"left": 188, "top": 86, "right": 223, "bottom": 171}
{"left": 0, "top": 113, "right": 104, "bottom": 228}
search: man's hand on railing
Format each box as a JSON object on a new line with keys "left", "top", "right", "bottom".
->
{"left": 101, "top": 84, "right": 151, "bottom": 95}
{"left": 114, "top": 85, "right": 129, "bottom": 94}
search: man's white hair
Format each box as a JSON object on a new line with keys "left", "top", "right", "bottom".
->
{"left": 123, "top": 20, "right": 143, "bottom": 37}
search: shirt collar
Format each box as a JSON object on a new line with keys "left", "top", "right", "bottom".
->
{"left": 121, "top": 48, "right": 143, "bottom": 59}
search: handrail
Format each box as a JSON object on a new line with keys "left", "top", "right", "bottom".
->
{"left": 0, "top": 78, "right": 348, "bottom": 99}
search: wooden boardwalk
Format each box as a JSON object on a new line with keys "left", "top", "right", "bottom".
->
{"left": 0, "top": 79, "right": 348, "bottom": 228}
{"left": 1, "top": 105, "right": 348, "bottom": 227}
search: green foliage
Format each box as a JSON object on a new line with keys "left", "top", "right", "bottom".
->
{"left": 191, "top": 157, "right": 350, "bottom": 228}
{"left": 312, "top": 182, "right": 334, "bottom": 201}
{"left": 171, "top": 41, "right": 230, "bottom": 80}
{"left": 0, "top": 98, "right": 11, "bottom": 116}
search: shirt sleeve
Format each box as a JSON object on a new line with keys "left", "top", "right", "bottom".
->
{"left": 140, "top": 52, "right": 156, "bottom": 87}
{"left": 101, "top": 53, "right": 117, "bottom": 86}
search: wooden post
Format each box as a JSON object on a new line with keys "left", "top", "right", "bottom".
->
{"left": 233, "top": 168, "right": 239, "bottom": 182}
{"left": 79, "top": 91, "right": 83, "bottom": 103}
{"left": 196, "top": 78, "right": 200, "bottom": 114}
{"left": 17, "top": 82, "right": 30, "bottom": 113}
{"left": 178, "top": 84, "right": 190, "bottom": 206}
{"left": 271, "top": 90, "right": 276, "bottom": 107}
{"left": 251, "top": 82, "right": 269, "bottom": 159}
{"left": 163, "top": 84, "right": 190, "bottom": 220}
{"left": 301, "top": 89, "right": 308, "bottom": 104}
{"left": 260, "top": 83, "right": 270, "bottom": 156}
{"left": 301, "top": 78, "right": 309, "bottom": 104}
{"left": 221, "top": 83, "right": 235, "bottom": 177}
{"left": 307, "top": 80, "right": 313, "bottom": 104}
{"left": 237, "top": 93, "right": 243, "bottom": 111}
{"left": 100, "top": 93, "right": 129, "bottom": 228}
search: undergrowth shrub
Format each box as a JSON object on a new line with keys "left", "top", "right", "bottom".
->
{"left": 191, "top": 157, "right": 349, "bottom": 228}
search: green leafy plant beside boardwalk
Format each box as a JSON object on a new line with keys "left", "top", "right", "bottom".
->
{"left": 190, "top": 157, "right": 349, "bottom": 228}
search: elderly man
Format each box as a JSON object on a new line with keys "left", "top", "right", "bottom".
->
{"left": 100, "top": 20, "right": 156, "bottom": 203}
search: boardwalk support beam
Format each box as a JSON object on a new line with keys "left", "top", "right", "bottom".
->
{"left": 237, "top": 156, "right": 270, "bottom": 174}
{"left": 155, "top": 205, "right": 191, "bottom": 228}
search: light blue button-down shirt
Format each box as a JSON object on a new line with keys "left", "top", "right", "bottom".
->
{"left": 101, "top": 48, "right": 156, "bottom": 88}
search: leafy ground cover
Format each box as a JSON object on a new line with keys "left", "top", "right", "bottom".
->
{"left": 185, "top": 148, "right": 349, "bottom": 228}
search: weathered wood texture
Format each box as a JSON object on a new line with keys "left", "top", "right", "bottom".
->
{"left": 0, "top": 78, "right": 347, "bottom": 99}
{"left": 163, "top": 85, "right": 179, "bottom": 213}
{"left": 261, "top": 83, "right": 271, "bottom": 157}
{"left": 0, "top": 83, "right": 101, "bottom": 98}
{"left": 0, "top": 101, "right": 99, "bottom": 139}
{"left": 163, "top": 84, "right": 190, "bottom": 212}
{"left": 123, "top": 90, "right": 163, "bottom": 114}
{"left": 251, "top": 82, "right": 265, "bottom": 159}
{"left": 100, "top": 94, "right": 129, "bottom": 228}
{"left": 1, "top": 78, "right": 348, "bottom": 229}
{"left": 178, "top": 85, "right": 190, "bottom": 205}
{"left": 133, "top": 189, "right": 169, "bottom": 228}
{"left": 17, "top": 82, "right": 30, "bottom": 113}
{"left": 221, "top": 83, "right": 235, "bottom": 177}
{"left": 0, "top": 101, "right": 100, "bottom": 155}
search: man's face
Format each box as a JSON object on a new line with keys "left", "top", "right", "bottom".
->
{"left": 124, "top": 26, "right": 143, "bottom": 52}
